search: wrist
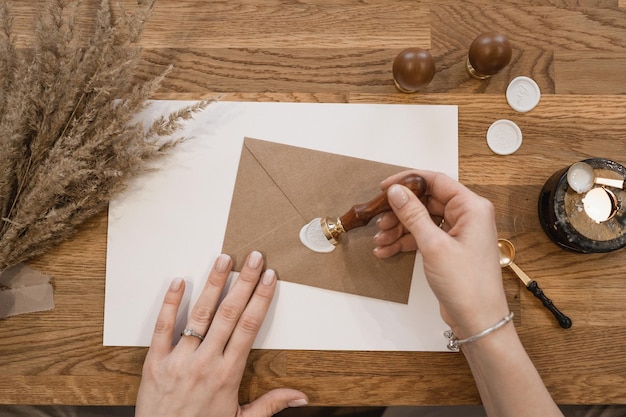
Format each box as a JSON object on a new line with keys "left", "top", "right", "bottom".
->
{"left": 458, "top": 319, "right": 520, "bottom": 357}
{"left": 446, "top": 303, "right": 511, "bottom": 341}
{"left": 445, "top": 312, "right": 514, "bottom": 352}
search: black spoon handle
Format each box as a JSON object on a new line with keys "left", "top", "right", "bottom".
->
{"left": 526, "top": 281, "right": 572, "bottom": 329}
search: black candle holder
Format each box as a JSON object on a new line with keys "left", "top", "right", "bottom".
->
{"left": 538, "top": 158, "right": 626, "bottom": 253}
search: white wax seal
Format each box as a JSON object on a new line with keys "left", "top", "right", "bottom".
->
{"left": 506, "top": 76, "right": 541, "bottom": 112}
{"left": 486, "top": 119, "right": 522, "bottom": 155}
{"left": 299, "top": 218, "right": 336, "bottom": 253}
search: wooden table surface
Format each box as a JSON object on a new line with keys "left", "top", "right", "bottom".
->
{"left": 2, "top": 0, "right": 626, "bottom": 406}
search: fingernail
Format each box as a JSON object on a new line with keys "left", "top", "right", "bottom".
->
{"left": 373, "top": 231, "right": 381, "bottom": 241}
{"left": 388, "top": 184, "right": 408, "bottom": 209}
{"left": 247, "top": 251, "right": 263, "bottom": 269}
{"left": 262, "top": 269, "right": 276, "bottom": 286}
{"left": 288, "top": 398, "right": 309, "bottom": 407}
{"left": 215, "top": 254, "right": 231, "bottom": 273}
{"left": 170, "top": 277, "right": 183, "bottom": 292}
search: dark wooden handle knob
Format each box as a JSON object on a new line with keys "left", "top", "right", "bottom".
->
{"left": 526, "top": 281, "right": 572, "bottom": 329}
{"left": 339, "top": 174, "right": 426, "bottom": 231}
{"left": 392, "top": 48, "right": 436, "bottom": 93}
{"left": 468, "top": 32, "right": 512, "bottom": 76}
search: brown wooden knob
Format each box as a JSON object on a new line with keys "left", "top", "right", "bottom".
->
{"left": 339, "top": 174, "right": 427, "bottom": 231}
{"left": 467, "top": 32, "right": 512, "bottom": 79}
{"left": 392, "top": 48, "right": 435, "bottom": 93}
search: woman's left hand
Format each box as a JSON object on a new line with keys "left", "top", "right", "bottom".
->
{"left": 135, "top": 251, "right": 309, "bottom": 417}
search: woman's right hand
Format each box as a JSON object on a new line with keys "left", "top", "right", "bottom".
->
{"left": 375, "top": 170, "right": 565, "bottom": 417}
{"left": 373, "top": 170, "right": 510, "bottom": 340}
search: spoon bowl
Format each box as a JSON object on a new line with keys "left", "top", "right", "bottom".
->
{"left": 497, "top": 238, "right": 531, "bottom": 286}
{"left": 497, "top": 238, "right": 516, "bottom": 267}
{"left": 567, "top": 162, "right": 595, "bottom": 193}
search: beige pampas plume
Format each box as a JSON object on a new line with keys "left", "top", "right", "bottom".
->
{"left": 0, "top": 0, "right": 211, "bottom": 270}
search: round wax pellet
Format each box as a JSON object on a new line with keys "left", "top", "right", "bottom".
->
{"left": 486, "top": 119, "right": 522, "bottom": 155}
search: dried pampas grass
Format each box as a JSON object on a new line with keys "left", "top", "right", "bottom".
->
{"left": 0, "top": 0, "right": 210, "bottom": 270}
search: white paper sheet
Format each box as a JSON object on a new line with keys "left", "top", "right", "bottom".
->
{"left": 104, "top": 101, "right": 458, "bottom": 351}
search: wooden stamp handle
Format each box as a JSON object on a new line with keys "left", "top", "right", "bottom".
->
{"left": 339, "top": 173, "right": 427, "bottom": 231}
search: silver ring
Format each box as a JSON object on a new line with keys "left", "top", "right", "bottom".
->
{"left": 181, "top": 327, "right": 205, "bottom": 341}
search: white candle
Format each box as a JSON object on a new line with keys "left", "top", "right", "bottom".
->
{"left": 582, "top": 187, "right": 616, "bottom": 223}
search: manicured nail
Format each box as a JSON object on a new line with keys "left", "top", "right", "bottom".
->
{"left": 288, "top": 398, "right": 309, "bottom": 407}
{"left": 388, "top": 184, "right": 408, "bottom": 209}
{"left": 373, "top": 231, "right": 381, "bottom": 241}
{"left": 262, "top": 269, "right": 276, "bottom": 286}
{"left": 215, "top": 254, "right": 231, "bottom": 273}
{"left": 170, "top": 277, "right": 183, "bottom": 292}
{"left": 247, "top": 251, "right": 263, "bottom": 269}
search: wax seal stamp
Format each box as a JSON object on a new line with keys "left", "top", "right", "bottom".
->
{"left": 392, "top": 48, "right": 436, "bottom": 93}
{"left": 467, "top": 32, "right": 512, "bottom": 79}
{"left": 299, "top": 174, "right": 427, "bottom": 253}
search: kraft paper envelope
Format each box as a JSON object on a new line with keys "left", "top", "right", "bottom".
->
{"left": 222, "top": 137, "right": 414, "bottom": 303}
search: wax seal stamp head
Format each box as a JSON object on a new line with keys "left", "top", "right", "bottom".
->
{"left": 467, "top": 32, "right": 512, "bottom": 79}
{"left": 392, "top": 48, "right": 436, "bottom": 93}
{"left": 320, "top": 216, "right": 346, "bottom": 245}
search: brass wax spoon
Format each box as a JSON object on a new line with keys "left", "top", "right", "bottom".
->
{"left": 498, "top": 239, "right": 572, "bottom": 329}
{"left": 566, "top": 161, "right": 624, "bottom": 194}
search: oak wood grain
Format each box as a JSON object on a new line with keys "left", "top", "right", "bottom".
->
{"left": 1, "top": 0, "right": 626, "bottom": 407}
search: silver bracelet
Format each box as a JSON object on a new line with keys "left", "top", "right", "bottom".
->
{"left": 444, "top": 312, "right": 514, "bottom": 352}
